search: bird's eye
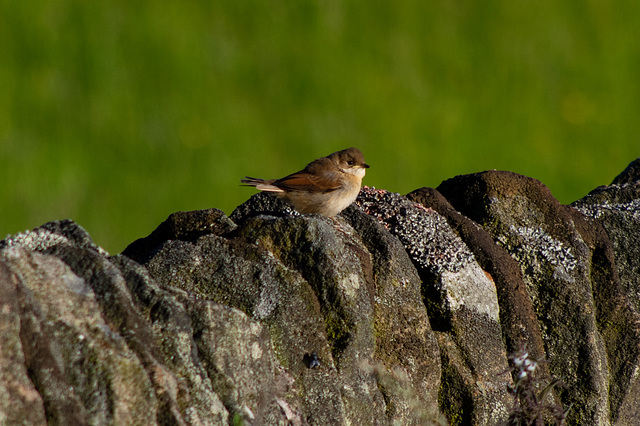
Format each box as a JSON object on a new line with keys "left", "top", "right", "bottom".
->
{"left": 347, "top": 160, "right": 354, "bottom": 166}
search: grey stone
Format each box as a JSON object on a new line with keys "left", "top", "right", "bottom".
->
{"left": 1, "top": 246, "right": 157, "bottom": 425}
{"left": 406, "top": 187, "right": 548, "bottom": 375}
{"left": 354, "top": 187, "right": 512, "bottom": 425}
{"left": 3, "top": 159, "right": 640, "bottom": 426}
{"left": 438, "top": 170, "right": 640, "bottom": 425}
{"left": 572, "top": 158, "right": 640, "bottom": 425}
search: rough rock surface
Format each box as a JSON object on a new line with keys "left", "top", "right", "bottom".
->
{"left": 354, "top": 188, "right": 512, "bottom": 425}
{"left": 2, "top": 158, "right": 640, "bottom": 425}
{"left": 571, "top": 157, "right": 640, "bottom": 424}
{"left": 435, "top": 170, "right": 640, "bottom": 425}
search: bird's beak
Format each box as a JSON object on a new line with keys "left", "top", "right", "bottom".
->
{"left": 363, "top": 163, "right": 370, "bottom": 169}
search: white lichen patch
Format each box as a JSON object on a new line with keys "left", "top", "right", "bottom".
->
{"left": 497, "top": 226, "right": 577, "bottom": 282}
{"left": 2, "top": 228, "right": 70, "bottom": 252}
{"left": 253, "top": 285, "right": 279, "bottom": 320}
{"left": 1, "top": 227, "right": 109, "bottom": 256}
{"left": 339, "top": 273, "right": 361, "bottom": 299}
{"left": 440, "top": 263, "right": 500, "bottom": 320}
{"left": 250, "top": 341, "right": 263, "bottom": 360}
{"left": 356, "top": 187, "right": 475, "bottom": 274}
{"left": 573, "top": 198, "right": 640, "bottom": 220}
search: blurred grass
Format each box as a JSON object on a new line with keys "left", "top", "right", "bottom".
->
{"left": 1, "top": 0, "right": 638, "bottom": 253}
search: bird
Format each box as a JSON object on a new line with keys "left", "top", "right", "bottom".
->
{"left": 241, "top": 147, "right": 370, "bottom": 217}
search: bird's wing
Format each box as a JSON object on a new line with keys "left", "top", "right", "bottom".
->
{"left": 274, "top": 172, "right": 340, "bottom": 193}
{"left": 275, "top": 159, "right": 342, "bottom": 193}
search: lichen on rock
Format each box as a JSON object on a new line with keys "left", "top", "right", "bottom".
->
{"left": 2, "top": 159, "right": 640, "bottom": 425}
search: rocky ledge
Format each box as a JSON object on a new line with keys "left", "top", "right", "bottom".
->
{"left": 2, "top": 158, "right": 640, "bottom": 425}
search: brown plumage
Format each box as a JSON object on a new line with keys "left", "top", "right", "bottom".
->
{"left": 241, "top": 147, "right": 370, "bottom": 216}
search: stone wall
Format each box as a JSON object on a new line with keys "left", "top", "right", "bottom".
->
{"left": 2, "top": 158, "right": 639, "bottom": 425}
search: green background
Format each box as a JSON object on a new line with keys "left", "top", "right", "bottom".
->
{"left": 2, "top": 1, "right": 638, "bottom": 253}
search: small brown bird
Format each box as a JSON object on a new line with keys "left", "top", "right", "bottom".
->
{"left": 241, "top": 147, "right": 370, "bottom": 216}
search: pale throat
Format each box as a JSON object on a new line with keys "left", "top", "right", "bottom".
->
{"left": 343, "top": 167, "right": 366, "bottom": 179}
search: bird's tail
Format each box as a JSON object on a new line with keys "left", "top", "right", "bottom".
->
{"left": 241, "top": 177, "right": 284, "bottom": 193}
{"left": 241, "top": 176, "right": 265, "bottom": 186}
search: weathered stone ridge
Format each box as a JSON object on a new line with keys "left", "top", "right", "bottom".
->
{"left": 1, "top": 157, "right": 639, "bottom": 425}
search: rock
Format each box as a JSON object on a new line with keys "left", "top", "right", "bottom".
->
{"left": 229, "top": 191, "right": 300, "bottom": 226}
{"left": 572, "top": 159, "right": 640, "bottom": 313}
{"left": 354, "top": 187, "right": 512, "bottom": 425}
{"left": 140, "top": 195, "right": 444, "bottom": 424}
{"left": 611, "top": 156, "right": 640, "bottom": 186}
{"left": 2, "top": 161, "right": 640, "bottom": 426}
{"left": 2, "top": 222, "right": 228, "bottom": 425}
{"left": 437, "top": 170, "right": 640, "bottom": 425}
{"left": 0, "top": 219, "right": 106, "bottom": 255}
{"left": 406, "top": 187, "right": 547, "bottom": 371}
{"left": 1, "top": 245, "right": 158, "bottom": 425}
{"left": 572, "top": 157, "right": 640, "bottom": 425}
{"left": 122, "top": 208, "right": 237, "bottom": 264}
{"left": 341, "top": 205, "right": 442, "bottom": 421}
{"left": 0, "top": 261, "right": 47, "bottom": 425}
{"left": 144, "top": 224, "right": 345, "bottom": 424}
